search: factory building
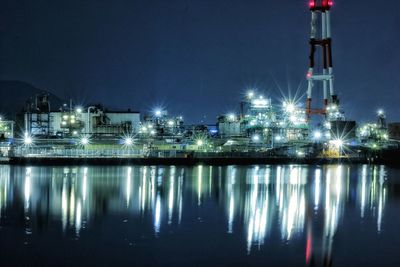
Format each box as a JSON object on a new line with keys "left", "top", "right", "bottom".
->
{"left": 19, "top": 94, "right": 140, "bottom": 137}
{"left": 216, "top": 92, "right": 309, "bottom": 147}
{"left": 388, "top": 123, "right": 400, "bottom": 140}
{"left": 88, "top": 109, "right": 140, "bottom": 136}
{"left": 0, "top": 119, "right": 14, "bottom": 140}
{"left": 217, "top": 115, "right": 241, "bottom": 137}
{"left": 140, "top": 110, "right": 184, "bottom": 138}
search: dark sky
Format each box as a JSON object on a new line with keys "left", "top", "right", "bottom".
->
{"left": 1, "top": 0, "right": 400, "bottom": 123}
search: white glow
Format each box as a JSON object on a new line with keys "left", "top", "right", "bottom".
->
{"left": 76, "top": 201, "right": 82, "bottom": 236}
{"left": 325, "top": 122, "right": 331, "bottom": 129}
{"left": 155, "top": 109, "right": 162, "bottom": 117}
{"left": 196, "top": 140, "right": 204, "bottom": 146}
{"left": 378, "top": 109, "right": 384, "bottom": 116}
{"left": 248, "top": 91, "right": 254, "bottom": 99}
{"left": 252, "top": 98, "right": 269, "bottom": 108}
{"left": 154, "top": 194, "right": 161, "bottom": 233}
{"left": 315, "top": 169, "right": 321, "bottom": 209}
{"left": 228, "top": 194, "right": 234, "bottom": 233}
{"left": 76, "top": 107, "right": 83, "bottom": 114}
{"left": 313, "top": 130, "right": 322, "bottom": 140}
{"left": 228, "top": 113, "right": 236, "bottom": 121}
{"left": 124, "top": 137, "right": 133, "bottom": 146}
{"left": 284, "top": 102, "right": 296, "bottom": 113}
{"left": 81, "top": 137, "right": 89, "bottom": 145}
{"left": 252, "top": 135, "right": 260, "bottom": 142}
{"left": 330, "top": 139, "right": 343, "bottom": 148}
{"left": 24, "top": 135, "right": 33, "bottom": 145}
{"left": 325, "top": 132, "right": 331, "bottom": 139}
{"left": 24, "top": 169, "right": 31, "bottom": 209}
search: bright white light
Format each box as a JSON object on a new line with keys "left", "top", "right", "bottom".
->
{"left": 324, "top": 132, "right": 330, "bottom": 139}
{"left": 284, "top": 102, "right": 296, "bottom": 113}
{"left": 378, "top": 109, "right": 384, "bottom": 116}
{"left": 325, "top": 122, "right": 331, "bottom": 129}
{"left": 81, "top": 137, "right": 89, "bottom": 146}
{"left": 248, "top": 91, "right": 254, "bottom": 99}
{"left": 167, "top": 120, "right": 174, "bottom": 126}
{"left": 124, "top": 137, "right": 133, "bottom": 146}
{"left": 155, "top": 109, "right": 162, "bottom": 117}
{"left": 252, "top": 134, "right": 260, "bottom": 142}
{"left": 330, "top": 139, "right": 343, "bottom": 148}
{"left": 228, "top": 114, "right": 236, "bottom": 121}
{"left": 196, "top": 140, "right": 204, "bottom": 146}
{"left": 252, "top": 98, "right": 269, "bottom": 108}
{"left": 73, "top": 131, "right": 78, "bottom": 135}
{"left": 275, "top": 135, "right": 282, "bottom": 142}
{"left": 313, "top": 130, "right": 322, "bottom": 140}
{"left": 24, "top": 135, "right": 33, "bottom": 145}
{"left": 150, "top": 130, "right": 156, "bottom": 135}
{"left": 76, "top": 107, "right": 83, "bottom": 114}
{"left": 290, "top": 115, "right": 297, "bottom": 123}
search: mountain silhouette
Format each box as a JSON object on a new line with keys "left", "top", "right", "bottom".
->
{"left": 0, "top": 80, "right": 64, "bottom": 119}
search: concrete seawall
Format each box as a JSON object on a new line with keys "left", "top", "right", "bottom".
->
{"left": 3, "top": 147, "right": 400, "bottom": 166}
{"left": 5, "top": 156, "right": 374, "bottom": 166}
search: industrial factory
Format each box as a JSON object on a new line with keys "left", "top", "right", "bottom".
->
{"left": 0, "top": 0, "right": 399, "bottom": 164}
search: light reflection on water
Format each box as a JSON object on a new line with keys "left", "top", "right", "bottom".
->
{"left": 0, "top": 164, "right": 393, "bottom": 266}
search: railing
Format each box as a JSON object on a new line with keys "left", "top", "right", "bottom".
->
{"left": 12, "top": 147, "right": 144, "bottom": 158}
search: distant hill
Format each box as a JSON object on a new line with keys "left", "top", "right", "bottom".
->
{"left": 0, "top": 80, "right": 64, "bottom": 118}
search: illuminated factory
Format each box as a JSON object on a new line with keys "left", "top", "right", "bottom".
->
{"left": 0, "top": 0, "right": 399, "bottom": 162}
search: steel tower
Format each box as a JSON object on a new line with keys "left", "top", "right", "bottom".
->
{"left": 306, "top": 0, "right": 339, "bottom": 120}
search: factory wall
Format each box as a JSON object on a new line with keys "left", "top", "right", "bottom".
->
{"left": 106, "top": 112, "right": 140, "bottom": 133}
{"left": 218, "top": 122, "right": 241, "bottom": 137}
{"left": 388, "top": 123, "right": 400, "bottom": 140}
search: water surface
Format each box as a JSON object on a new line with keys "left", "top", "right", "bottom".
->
{"left": 0, "top": 164, "right": 398, "bottom": 266}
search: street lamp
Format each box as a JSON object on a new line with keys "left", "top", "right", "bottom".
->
{"left": 313, "top": 130, "right": 322, "bottom": 140}
{"left": 124, "top": 137, "right": 133, "bottom": 146}
{"left": 252, "top": 134, "right": 260, "bottom": 142}
{"left": 154, "top": 109, "right": 162, "bottom": 117}
{"left": 228, "top": 113, "right": 236, "bottom": 121}
{"left": 80, "top": 136, "right": 89, "bottom": 146}
{"left": 23, "top": 134, "right": 33, "bottom": 145}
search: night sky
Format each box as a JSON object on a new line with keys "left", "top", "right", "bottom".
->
{"left": 1, "top": 0, "right": 400, "bottom": 124}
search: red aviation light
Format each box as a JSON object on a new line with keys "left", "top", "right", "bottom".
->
{"left": 323, "top": 0, "right": 334, "bottom": 8}
{"left": 309, "top": 0, "right": 315, "bottom": 9}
